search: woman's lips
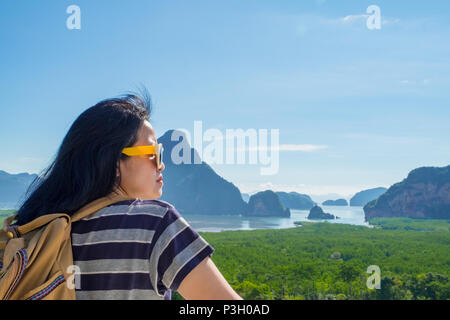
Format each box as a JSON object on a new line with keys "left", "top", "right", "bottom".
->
{"left": 156, "top": 175, "right": 163, "bottom": 183}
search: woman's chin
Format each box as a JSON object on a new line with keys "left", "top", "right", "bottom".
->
{"left": 155, "top": 186, "right": 163, "bottom": 198}
{"left": 140, "top": 188, "right": 163, "bottom": 200}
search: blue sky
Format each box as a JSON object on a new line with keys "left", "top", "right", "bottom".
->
{"left": 1, "top": 0, "right": 449, "bottom": 199}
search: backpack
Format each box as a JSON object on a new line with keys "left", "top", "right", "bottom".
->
{"left": 0, "top": 194, "right": 135, "bottom": 300}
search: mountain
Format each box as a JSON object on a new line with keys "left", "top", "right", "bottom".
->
{"left": 158, "top": 130, "right": 247, "bottom": 215}
{"left": 350, "top": 187, "right": 388, "bottom": 207}
{"left": 322, "top": 199, "right": 348, "bottom": 206}
{"left": 0, "top": 170, "right": 38, "bottom": 209}
{"left": 245, "top": 190, "right": 290, "bottom": 217}
{"left": 309, "top": 193, "right": 346, "bottom": 205}
{"left": 364, "top": 165, "right": 450, "bottom": 220}
{"left": 307, "top": 205, "right": 336, "bottom": 220}
{"left": 276, "top": 192, "right": 316, "bottom": 210}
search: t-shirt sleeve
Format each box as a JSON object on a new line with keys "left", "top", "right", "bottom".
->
{"left": 149, "top": 205, "right": 215, "bottom": 296}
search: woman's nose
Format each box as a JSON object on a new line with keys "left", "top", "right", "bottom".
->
{"left": 158, "top": 162, "right": 165, "bottom": 172}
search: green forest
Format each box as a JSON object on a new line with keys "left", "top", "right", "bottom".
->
{"left": 189, "top": 219, "right": 450, "bottom": 300}
{"left": 2, "top": 210, "right": 449, "bottom": 300}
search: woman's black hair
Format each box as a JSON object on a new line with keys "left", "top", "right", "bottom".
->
{"left": 15, "top": 90, "right": 152, "bottom": 226}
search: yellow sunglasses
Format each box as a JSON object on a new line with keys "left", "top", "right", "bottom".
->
{"left": 122, "top": 143, "right": 164, "bottom": 170}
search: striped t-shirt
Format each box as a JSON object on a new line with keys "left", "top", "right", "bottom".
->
{"left": 70, "top": 198, "right": 215, "bottom": 300}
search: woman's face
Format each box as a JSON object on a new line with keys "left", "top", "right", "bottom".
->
{"left": 116, "top": 120, "right": 165, "bottom": 200}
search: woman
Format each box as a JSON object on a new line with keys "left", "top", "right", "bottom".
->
{"left": 15, "top": 91, "right": 242, "bottom": 300}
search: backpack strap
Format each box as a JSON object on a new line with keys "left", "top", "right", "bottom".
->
{"left": 1, "top": 214, "right": 70, "bottom": 240}
{"left": 15, "top": 214, "right": 71, "bottom": 236}
{"left": 71, "top": 193, "right": 137, "bottom": 222}
{"left": 1, "top": 193, "right": 136, "bottom": 238}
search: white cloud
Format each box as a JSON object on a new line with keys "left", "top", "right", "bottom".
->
{"left": 340, "top": 132, "right": 428, "bottom": 145}
{"left": 247, "top": 144, "right": 328, "bottom": 152}
{"left": 235, "top": 144, "right": 328, "bottom": 152}
{"left": 330, "top": 14, "right": 399, "bottom": 26}
{"left": 382, "top": 18, "right": 401, "bottom": 25}
{"left": 279, "top": 144, "right": 328, "bottom": 152}
{"left": 340, "top": 14, "right": 369, "bottom": 24}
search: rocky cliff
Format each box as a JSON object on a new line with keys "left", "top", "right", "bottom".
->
{"left": 0, "top": 170, "right": 38, "bottom": 209}
{"left": 245, "top": 190, "right": 290, "bottom": 217}
{"left": 350, "top": 187, "right": 387, "bottom": 207}
{"left": 158, "top": 130, "right": 248, "bottom": 215}
{"left": 322, "top": 199, "right": 348, "bottom": 206}
{"left": 307, "top": 205, "right": 336, "bottom": 220}
{"left": 276, "top": 191, "right": 316, "bottom": 210}
{"left": 364, "top": 165, "right": 450, "bottom": 220}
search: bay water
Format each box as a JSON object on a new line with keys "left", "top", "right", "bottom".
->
{"left": 183, "top": 205, "right": 370, "bottom": 232}
{"left": 1, "top": 204, "right": 370, "bottom": 232}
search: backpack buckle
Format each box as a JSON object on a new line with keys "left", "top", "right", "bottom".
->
{"left": 6, "top": 226, "right": 20, "bottom": 239}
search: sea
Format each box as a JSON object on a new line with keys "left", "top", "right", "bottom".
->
{"left": 0, "top": 203, "right": 371, "bottom": 232}
{"left": 182, "top": 205, "right": 371, "bottom": 232}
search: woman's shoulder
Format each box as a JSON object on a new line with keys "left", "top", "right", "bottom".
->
{"left": 112, "top": 198, "right": 179, "bottom": 218}
{"left": 132, "top": 198, "right": 175, "bottom": 210}
{"left": 108, "top": 198, "right": 174, "bottom": 210}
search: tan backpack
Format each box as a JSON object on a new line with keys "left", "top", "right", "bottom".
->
{"left": 0, "top": 194, "right": 135, "bottom": 300}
